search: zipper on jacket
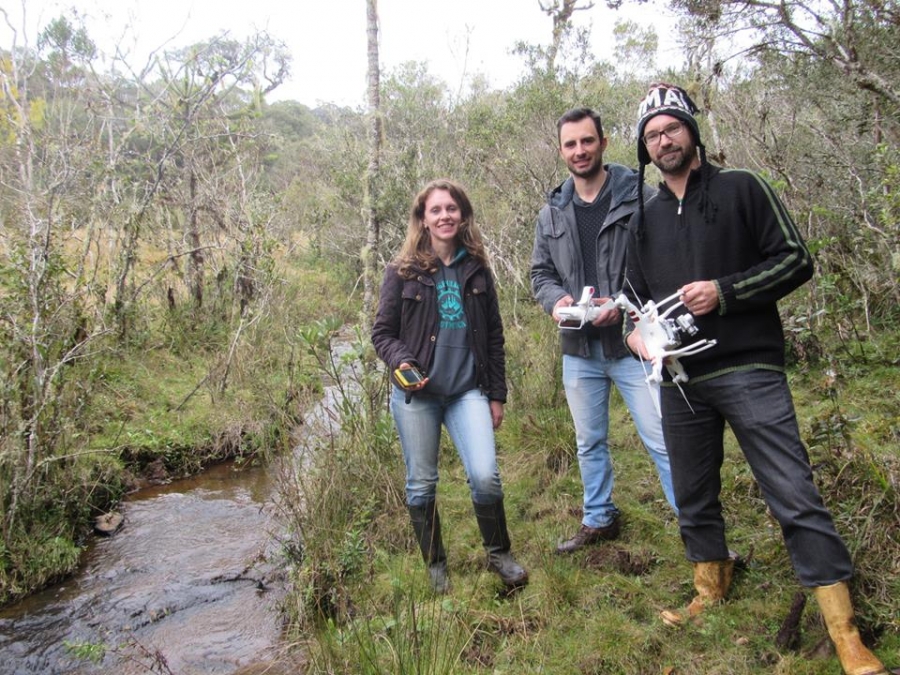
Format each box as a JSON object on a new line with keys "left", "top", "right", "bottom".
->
{"left": 677, "top": 198, "right": 683, "bottom": 215}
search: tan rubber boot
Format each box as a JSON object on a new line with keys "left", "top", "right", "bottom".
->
{"left": 813, "top": 582, "right": 888, "bottom": 675}
{"left": 661, "top": 558, "right": 734, "bottom": 627}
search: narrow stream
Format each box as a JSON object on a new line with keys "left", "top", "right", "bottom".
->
{"left": 0, "top": 333, "right": 360, "bottom": 675}
{"left": 0, "top": 462, "right": 295, "bottom": 675}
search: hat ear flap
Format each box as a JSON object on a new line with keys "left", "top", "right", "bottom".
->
{"left": 637, "top": 141, "right": 651, "bottom": 167}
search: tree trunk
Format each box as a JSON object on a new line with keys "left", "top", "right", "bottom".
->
{"left": 361, "top": 0, "right": 383, "bottom": 329}
{"left": 187, "top": 168, "right": 204, "bottom": 308}
{"left": 541, "top": 0, "right": 593, "bottom": 73}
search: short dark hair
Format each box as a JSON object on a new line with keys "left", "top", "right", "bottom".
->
{"left": 556, "top": 108, "right": 604, "bottom": 143}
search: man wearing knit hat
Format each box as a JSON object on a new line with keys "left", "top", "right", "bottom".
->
{"left": 624, "top": 83, "right": 888, "bottom": 675}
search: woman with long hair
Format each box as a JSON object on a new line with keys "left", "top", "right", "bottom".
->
{"left": 372, "top": 179, "right": 528, "bottom": 593}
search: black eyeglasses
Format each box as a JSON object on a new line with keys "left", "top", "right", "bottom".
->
{"left": 642, "top": 121, "right": 686, "bottom": 147}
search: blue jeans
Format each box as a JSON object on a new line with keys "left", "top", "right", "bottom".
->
{"left": 661, "top": 369, "right": 853, "bottom": 587}
{"left": 563, "top": 341, "right": 677, "bottom": 529}
{"left": 390, "top": 387, "right": 503, "bottom": 507}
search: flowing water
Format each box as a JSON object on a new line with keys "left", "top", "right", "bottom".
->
{"left": 0, "top": 333, "right": 361, "bottom": 675}
{"left": 0, "top": 461, "right": 298, "bottom": 675}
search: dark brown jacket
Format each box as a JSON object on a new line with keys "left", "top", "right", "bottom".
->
{"left": 372, "top": 256, "right": 507, "bottom": 403}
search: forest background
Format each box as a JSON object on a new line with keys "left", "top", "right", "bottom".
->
{"left": 1, "top": 0, "right": 898, "bottom": 673}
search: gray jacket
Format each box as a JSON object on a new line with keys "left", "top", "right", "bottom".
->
{"left": 530, "top": 163, "right": 655, "bottom": 359}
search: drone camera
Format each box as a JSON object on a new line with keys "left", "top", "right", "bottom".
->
{"left": 676, "top": 314, "right": 700, "bottom": 336}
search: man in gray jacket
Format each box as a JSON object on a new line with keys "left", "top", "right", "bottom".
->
{"left": 530, "top": 107, "right": 677, "bottom": 553}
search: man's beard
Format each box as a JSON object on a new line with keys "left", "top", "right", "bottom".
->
{"left": 568, "top": 156, "right": 603, "bottom": 179}
{"left": 653, "top": 146, "right": 693, "bottom": 175}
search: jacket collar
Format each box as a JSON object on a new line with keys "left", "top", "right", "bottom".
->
{"left": 547, "top": 163, "right": 640, "bottom": 211}
{"left": 407, "top": 249, "right": 476, "bottom": 281}
{"left": 658, "top": 163, "right": 719, "bottom": 199}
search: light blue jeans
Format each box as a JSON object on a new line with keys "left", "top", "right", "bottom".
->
{"left": 390, "top": 386, "right": 503, "bottom": 507}
{"left": 563, "top": 341, "right": 677, "bottom": 528}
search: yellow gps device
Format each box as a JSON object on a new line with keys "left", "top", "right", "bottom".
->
{"left": 394, "top": 366, "right": 425, "bottom": 387}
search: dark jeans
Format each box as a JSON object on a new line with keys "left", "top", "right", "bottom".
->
{"left": 661, "top": 369, "right": 853, "bottom": 587}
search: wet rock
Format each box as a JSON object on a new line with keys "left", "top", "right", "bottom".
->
{"left": 144, "top": 458, "right": 170, "bottom": 483}
{"left": 94, "top": 512, "right": 124, "bottom": 536}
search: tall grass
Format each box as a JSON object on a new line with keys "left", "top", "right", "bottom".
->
{"left": 278, "top": 287, "right": 899, "bottom": 674}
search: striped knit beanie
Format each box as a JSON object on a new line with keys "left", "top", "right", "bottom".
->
{"left": 636, "top": 83, "right": 702, "bottom": 167}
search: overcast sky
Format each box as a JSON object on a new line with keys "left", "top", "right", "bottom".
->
{"left": 5, "top": 0, "right": 679, "bottom": 107}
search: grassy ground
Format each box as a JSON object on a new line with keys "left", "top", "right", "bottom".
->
{"left": 6, "top": 251, "right": 895, "bottom": 673}
{"left": 280, "top": 293, "right": 899, "bottom": 675}
{"left": 78, "top": 252, "right": 358, "bottom": 482}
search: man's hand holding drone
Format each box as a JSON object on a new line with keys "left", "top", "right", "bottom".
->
{"left": 620, "top": 283, "right": 719, "bottom": 414}
{"left": 622, "top": 283, "right": 718, "bottom": 384}
{"left": 553, "top": 287, "right": 620, "bottom": 329}
{"left": 552, "top": 284, "right": 718, "bottom": 409}
{"left": 678, "top": 280, "right": 719, "bottom": 317}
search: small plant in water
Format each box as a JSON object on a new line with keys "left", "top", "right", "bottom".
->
{"left": 64, "top": 639, "right": 106, "bottom": 663}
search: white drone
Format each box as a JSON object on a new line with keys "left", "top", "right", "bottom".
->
{"left": 557, "top": 286, "right": 718, "bottom": 414}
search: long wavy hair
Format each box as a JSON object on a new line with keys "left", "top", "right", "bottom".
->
{"left": 394, "top": 179, "right": 491, "bottom": 278}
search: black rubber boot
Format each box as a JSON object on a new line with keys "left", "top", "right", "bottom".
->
{"left": 473, "top": 499, "right": 528, "bottom": 589}
{"left": 408, "top": 501, "right": 449, "bottom": 593}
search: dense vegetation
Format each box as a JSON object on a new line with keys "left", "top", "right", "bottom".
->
{"left": 1, "top": 1, "right": 897, "bottom": 672}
